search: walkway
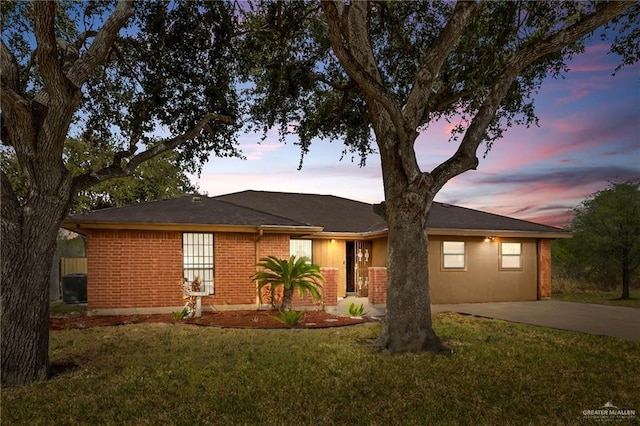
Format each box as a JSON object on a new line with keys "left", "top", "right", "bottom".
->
{"left": 432, "top": 300, "right": 640, "bottom": 342}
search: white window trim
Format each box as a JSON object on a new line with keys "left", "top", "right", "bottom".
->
{"left": 500, "top": 242, "right": 522, "bottom": 270}
{"left": 442, "top": 241, "right": 466, "bottom": 270}
{"left": 290, "top": 239, "right": 313, "bottom": 262}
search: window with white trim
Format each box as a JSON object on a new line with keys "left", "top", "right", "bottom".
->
{"left": 183, "top": 233, "right": 214, "bottom": 294}
{"left": 290, "top": 239, "right": 313, "bottom": 262}
{"left": 442, "top": 241, "right": 465, "bottom": 269}
{"left": 500, "top": 242, "right": 522, "bottom": 269}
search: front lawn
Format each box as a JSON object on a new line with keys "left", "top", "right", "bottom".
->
{"left": 3, "top": 314, "right": 639, "bottom": 425}
{"left": 553, "top": 289, "right": 640, "bottom": 308}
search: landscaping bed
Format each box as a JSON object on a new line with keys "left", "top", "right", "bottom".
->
{"left": 49, "top": 309, "right": 367, "bottom": 330}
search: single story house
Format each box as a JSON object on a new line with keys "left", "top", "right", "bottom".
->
{"left": 62, "top": 190, "right": 571, "bottom": 315}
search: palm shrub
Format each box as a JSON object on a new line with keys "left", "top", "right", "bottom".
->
{"left": 252, "top": 255, "right": 324, "bottom": 312}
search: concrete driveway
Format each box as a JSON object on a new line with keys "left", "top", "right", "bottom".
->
{"left": 432, "top": 300, "right": 640, "bottom": 342}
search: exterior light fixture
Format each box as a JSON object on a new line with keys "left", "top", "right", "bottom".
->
{"left": 484, "top": 236, "right": 495, "bottom": 242}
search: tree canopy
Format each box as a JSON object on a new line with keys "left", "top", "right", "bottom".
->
{"left": 239, "top": 0, "right": 638, "bottom": 354}
{"left": 556, "top": 180, "right": 640, "bottom": 299}
{"left": 1, "top": 0, "right": 243, "bottom": 386}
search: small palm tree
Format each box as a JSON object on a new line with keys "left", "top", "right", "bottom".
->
{"left": 252, "top": 255, "right": 324, "bottom": 311}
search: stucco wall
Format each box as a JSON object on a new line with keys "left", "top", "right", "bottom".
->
{"left": 428, "top": 236, "right": 538, "bottom": 304}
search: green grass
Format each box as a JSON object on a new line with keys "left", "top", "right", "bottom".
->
{"left": 553, "top": 289, "right": 640, "bottom": 308}
{"left": 3, "top": 314, "right": 639, "bottom": 425}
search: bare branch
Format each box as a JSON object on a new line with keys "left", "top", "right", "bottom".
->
{"left": 430, "top": 0, "right": 636, "bottom": 193}
{"left": 72, "top": 113, "right": 235, "bottom": 192}
{"left": 403, "top": 1, "right": 476, "bottom": 130}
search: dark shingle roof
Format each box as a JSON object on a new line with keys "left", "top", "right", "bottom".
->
{"left": 214, "top": 190, "right": 387, "bottom": 233}
{"left": 64, "top": 190, "right": 569, "bottom": 237}
{"left": 65, "top": 195, "right": 304, "bottom": 227}
{"left": 428, "top": 203, "right": 568, "bottom": 235}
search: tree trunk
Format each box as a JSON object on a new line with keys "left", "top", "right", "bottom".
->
{"left": 621, "top": 262, "right": 630, "bottom": 300}
{"left": 1, "top": 196, "right": 69, "bottom": 387}
{"left": 281, "top": 286, "right": 294, "bottom": 312}
{"left": 375, "top": 192, "right": 450, "bottom": 353}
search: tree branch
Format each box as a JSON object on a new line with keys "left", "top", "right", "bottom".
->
{"left": 1, "top": 41, "right": 32, "bottom": 150}
{"left": 72, "top": 113, "right": 235, "bottom": 192}
{"left": 65, "top": 0, "right": 134, "bottom": 89}
{"left": 430, "top": 0, "right": 635, "bottom": 194}
{"left": 33, "top": 2, "right": 68, "bottom": 98}
{"left": 320, "top": 1, "right": 405, "bottom": 138}
{"left": 403, "top": 1, "right": 476, "bottom": 130}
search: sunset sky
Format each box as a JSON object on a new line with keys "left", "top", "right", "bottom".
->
{"left": 192, "top": 41, "right": 639, "bottom": 228}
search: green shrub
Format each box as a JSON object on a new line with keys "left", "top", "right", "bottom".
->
{"left": 172, "top": 308, "right": 188, "bottom": 320}
{"left": 271, "top": 309, "right": 306, "bottom": 326}
{"left": 348, "top": 302, "right": 368, "bottom": 316}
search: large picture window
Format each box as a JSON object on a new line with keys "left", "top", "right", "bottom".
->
{"left": 443, "top": 241, "right": 466, "bottom": 269}
{"left": 500, "top": 242, "right": 522, "bottom": 270}
{"left": 183, "top": 233, "right": 214, "bottom": 294}
{"left": 290, "top": 239, "right": 313, "bottom": 262}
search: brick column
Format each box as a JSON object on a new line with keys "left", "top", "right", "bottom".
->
{"left": 368, "top": 267, "right": 387, "bottom": 305}
{"left": 320, "top": 267, "right": 338, "bottom": 307}
{"left": 538, "top": 239, "right": 552, "bottom": 299}
{"left": 292, "top": 267, "right": 338, "bottom": 309}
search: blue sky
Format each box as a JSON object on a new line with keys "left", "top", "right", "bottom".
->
{"left": 191, "top": 41, "right": 639, "bottom": 228}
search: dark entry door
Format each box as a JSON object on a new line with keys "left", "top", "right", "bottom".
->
{"left": 346, "top": 241, "right": 355, "bottom": 293}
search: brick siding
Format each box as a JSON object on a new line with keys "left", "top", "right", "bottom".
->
{"left": 87, "top": 230, "right": 292, "bottom": 311}
{"left": 86, "top": 229, "right": 183, "bottom": 309}
{"left": 538, "top": 239, "right": 552, "bottom": 299}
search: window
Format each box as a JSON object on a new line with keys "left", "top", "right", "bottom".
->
{"left": 500, "top": 242, "right": 522, "bottom": 269}
{"left": 442, "top": 241, "right": 465, "bottom": 269}
{"left": 290, "top": 239, "right": 312, "bottom": 262}
{"left": 183, "top": 233, "right": 214, "bottom": 294}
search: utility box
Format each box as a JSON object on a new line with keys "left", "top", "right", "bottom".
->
{"left": 62, "top": 273, "right": 87, "bottom": 304}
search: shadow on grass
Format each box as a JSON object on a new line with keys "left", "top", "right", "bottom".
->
{"left": 49, "top": 361, "right": 79, "bottom": 378}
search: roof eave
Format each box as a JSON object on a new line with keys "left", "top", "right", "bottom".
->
{"left": 62, "top": 221, "right": 323, "bottom": 235}
{"left": 426, "top": 228, "right": 572, "bottom": 239}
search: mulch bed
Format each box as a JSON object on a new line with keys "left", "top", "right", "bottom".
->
{"left": 49, "top": 309, "right": 368, "bottom": 331}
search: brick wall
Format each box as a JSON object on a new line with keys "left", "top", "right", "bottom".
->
{"left": 87, "top": 230, "right": 293, "bottom": 311}
{"left": 209, "top": 232, "right": 258, "bottom": 305}
{"left": 291, "top": 266, "right": 338, "bottom": 309}
{"left": 538, "top": 239, "right": 552, "bottom": 299}
{"left": 86, "top": 229, "right": 183, "bottom": 310}
{"left": 208, "top": 233, "right": 291, "bottom": 306}
{"left": 368, "top": 267, "right": 387, "bottom": 305}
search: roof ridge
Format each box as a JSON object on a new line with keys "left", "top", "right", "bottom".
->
{"left": 220, "top": 189, "right": 376, "bottom": 207}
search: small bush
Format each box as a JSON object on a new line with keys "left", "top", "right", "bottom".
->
{"left": 172, "top": 308, "right": 188, "bottom": 320}
{"left": 271, "top": 309, "right": 306, "bottom": 326}
{"left": 348, "top": 302, "right": 368, "bottom": 317}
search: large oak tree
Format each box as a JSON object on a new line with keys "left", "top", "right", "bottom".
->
{"left": 1, "top": 0, "right": 240, "bottom": 386}
{"left": 240, "top": 0, "right": 638, "bottom": 353}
